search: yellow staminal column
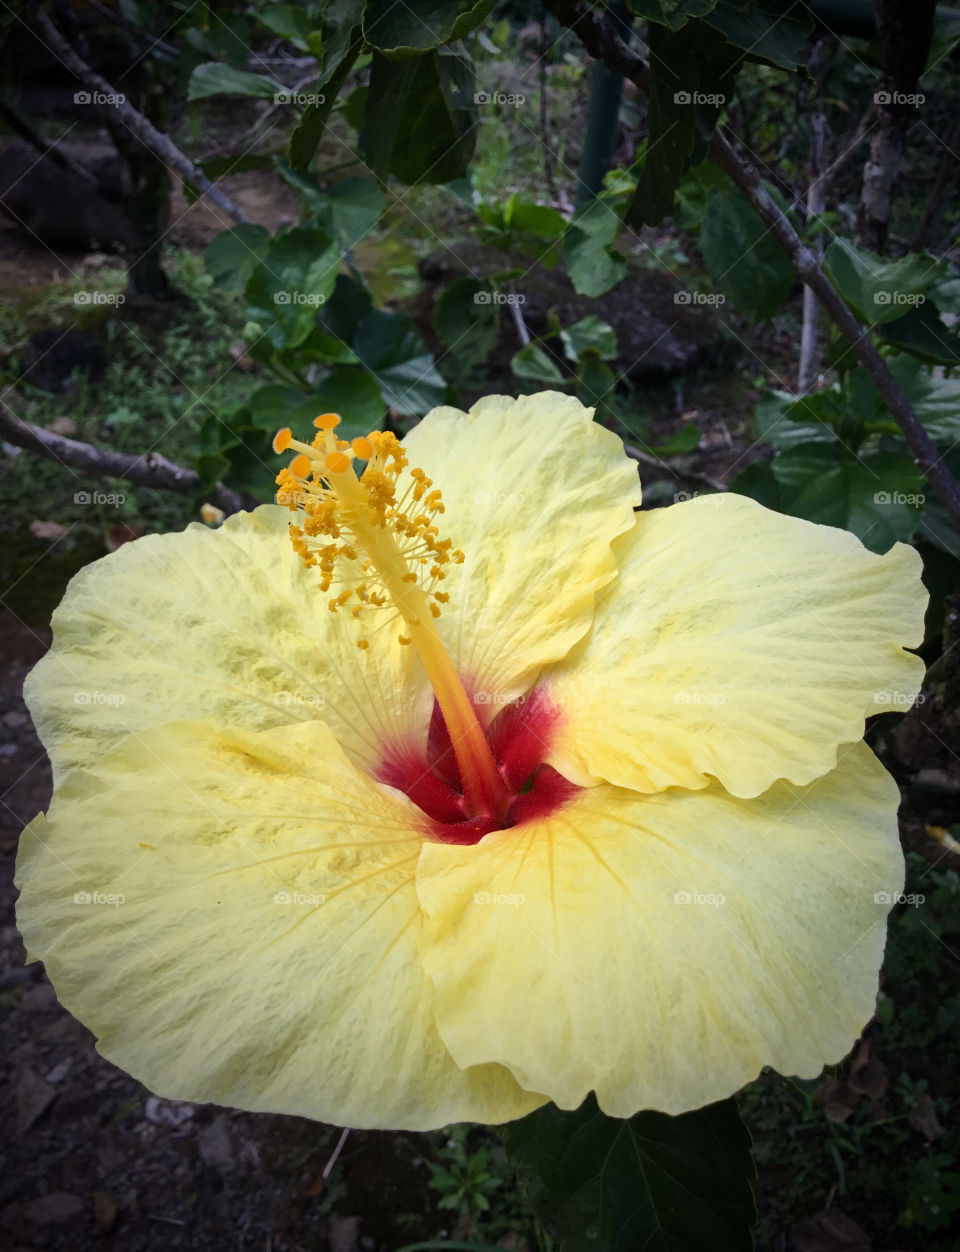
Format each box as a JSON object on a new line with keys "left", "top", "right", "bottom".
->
{"left": 278, "top": 423, "right": 510, "bottom": 825}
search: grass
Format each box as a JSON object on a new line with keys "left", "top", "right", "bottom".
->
{"left": 0, "top": 250, "right": 253, "bottom": 624}
{"left": 739, "top": 850, "right": 960, "bottom": 1249}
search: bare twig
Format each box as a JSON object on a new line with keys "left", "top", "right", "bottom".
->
{"left": 798, "top": 107, "right": 827, "bottom": 392}
{"left": 34, "top": 10, "right": 253, "bottom": 226}
{"left": 541, "top": 0, "right": 960, "bottom": 530}
{"left": 624, "top": 444, "right": 726, "bottom": 494}
{"left": 855, "top": 0, "right": 936, "bottom": 252}
{"left": 539, "top": 6, "right": 561, "bottom": 204}
{"left": 909, "top": 112, "right": 960, "bottom": 251}
{"left": 0, "top": 396, "right": 250, "bottom": 515}
{"left": 321, "top": 1127, "right": 350, "bottom": 1181}
{"left": 709, "top": 127, "right": 960, "bottom": 528}
{"left": 542, "top": 0, "right": 649, "bottom": 91}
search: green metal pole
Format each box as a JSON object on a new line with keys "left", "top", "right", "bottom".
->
{"left": 575, "top": 0, "right": 632, "bottom": 205}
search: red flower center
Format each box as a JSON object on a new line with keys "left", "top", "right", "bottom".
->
{"left": 376, "top": 686, "right": 579, "bottom": 844}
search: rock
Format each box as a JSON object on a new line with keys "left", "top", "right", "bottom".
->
{"left": 329, "top": 1214, "right": 362, "bottom": 1252}
{"left": 26, "top": 1191, "right": 84, "bottom": 1226}
{"left": 44, "top": 1059, "right": 71, "bottom": 1084}
{"left": 0, "top": 141, "right": 135, "bottom": 253}
{"left": 418, "top": 243, "right": 727, "bottom": 379}
{"left": 790, "top": 1208, "right": 871, "bottom": 1252}
{"left": 144, "top": 1096, "right": 194, "bottom": 1127}
{"left": 16, "top": 1068, "right": 56, "bottom": 1131}
{"left": 20, "top": 329, "right": 106, "bottom": 393}
{"left": 198, "top": 1115, "right": 235, "bottom": 1173}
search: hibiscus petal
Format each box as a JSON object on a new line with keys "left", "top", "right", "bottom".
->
{"left": 417, "top": 741, "right": 903, "bottom": 1116}
{"left": 542, "top": 493, "right": 925, "bottom": 796}
{"left": 402, "top": 393, "right": 641, "bottom": 703}
{"left": 15, "top": 718, "right": 542, "bottom": 1130}
{"left": 25, "top": 506, "right": 431, "bottom": 783}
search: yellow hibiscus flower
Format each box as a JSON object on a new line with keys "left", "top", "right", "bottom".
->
{"left": 15, "top": 393, "right": 926, "bottom": 1131}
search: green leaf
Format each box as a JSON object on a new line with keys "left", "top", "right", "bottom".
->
{"left": 824, "top": 239, "right": 947, "bottom": 326}
{"left": 196, "top": 153, "right": 275, "bottom": 182}
{"left": 503, "top": 1095, "right": 755, "bottom": 1252}
{"left": 311, "top": 366, "right": 386, "bottom": 429}
{"left": 248, "top": 375, "right": 379, "bottom": 439}
{"left": 187, "top": 61, "right": 279, "bottom": 101}
{"left": 504, "top": 194, "right": 567, "bottom": 240}
{"left": 918, "top": 450, "right": 960, "bottom": 559}
{"left": 258, "top": 5, "right": 316, "bottom": 50}
{"left": 674, "top": 160, "right": 726, "bottom": 231}
{"left": 353, "top": 310, "right": 446, "bottom": 415}
{"left": 878, "top": 303, "right": 960, "bottom": 365}
{"left": 754, "top": 390, "right": 835, "bottom": 449}
{"left": 363, "top": 0, "right": 498, "bottom": 53}
{"left": 510, "top": 343, "right": 566, "bottom": 383}
{"left": 627, "top": 0, "right": 718, "bottom": 31}
{"left": 560, "top": 316, "right": 618, "bottom": 363}
{"left": 341, "top": 83, "right": 369, "bottom": 131}
{"left": 276, "top": 168, "right": 385, "bottom": 250}
{"left": 245, "top": 226, "right": 341, "bottom": 349}
{"left": 319, "top": 274, "right": 374, "bottom": 344}
{"left": 185, "top": 15, "right": 250, "bottom": 67}
{"left": 247, "top": 384, "right": 319, "bottom": 430}
{"left": 887, "top": 355, "right": 960, "bottom": 445}
{"left": 627, "top": 25, "right": 698, "bottom": 226}
{"left": 328, "top": 177, "right": 386, "bottom": 249}
{"left": 434, "top": 277, "right": 500, "bottom": 367}
{"left": 701, "top": 0, "right": 813, "bottom": 69}
{"left": 204, "top": 224, "right": 270, "bottom": 293}
{"left": 576, "top": 355, "right": 617, "bottom": 420}
{"left": 365, "top": 47, "right": 476, "bottom": 185}
{"left": 199, "top": 407, "right": 281, "bottom": 501}
{"left": 928, "top": 274, "right": 960, "bottom": 314}
{"left": 650, "top": 423, "right": 701, "bottom": 454}
{"left": 288, "top": 25, "right": 364, "bottom": 170}
{"left": 728, "top": 459, "right": 781, "bottom": 509}
{"left": 564, "top": 198, "right": 627, "bottom": 297}
{"left": 624, "top": 24, "right": 738, "bottom": 227}
{"left": 701, "top": 182, "right": 794, "bottom": 321}
{"left": 770, "top": 441, "right": 925, "bottom": 552}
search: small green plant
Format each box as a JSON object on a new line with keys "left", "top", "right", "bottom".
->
{"left": 428, "top": 1127, "right": 503, "bottom": 1220}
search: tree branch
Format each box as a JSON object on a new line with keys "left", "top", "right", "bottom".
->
{"left": 543, "top": 0, "right": 649, "bottom": 90}
{"left": 0, "top": 396, "right": 250, "bottom": 515}
{"left": 543, "top": 0, "right": 960, "bottom": 531}
{"left": 34, "top": 10, "right": 253, "bottom": 227}
{"left": 708, "top": 128, "right": 960, "bottom": 528}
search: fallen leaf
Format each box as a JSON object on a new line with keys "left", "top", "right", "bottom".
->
{"left": 908, "top": 1093, "right": 944, "bottom": 1141}
{"left": 17, "top": 1067, "right": 56, "bottom": 1132}
{"left": 848, "top": 1038, "right": 888, "bottom": 1103}
{"left": 816, "top": 1076, "right": 857, "bottom": 1123}
{"left": 29, "top": 520, "right": 68, "bottom": 542}
{"left": 790, "top": 1207, "right": 871, "bottom": 1252}
{"left": 26, "top": 1192, "right": 84, "bottom": 1226}
{"left": 92, "top": 1190, "right": 117, "bottom": 1234}
{"left": 106, "top": 523, "right": 144, "bottom": 552}
{"left": 47, "top": 416, "right": 77, "bottom": 436}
